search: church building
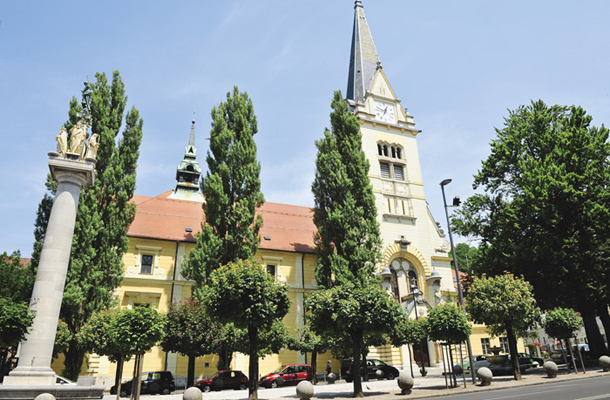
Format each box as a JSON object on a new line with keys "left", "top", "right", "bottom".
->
{"left": 71, "top": 1, "right": 519, "bottom": 385}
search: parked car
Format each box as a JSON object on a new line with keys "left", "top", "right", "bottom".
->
{"left": 110, "top": 371, "right": 175, "bottom": 397}
{"left": 259, "top": 364, "right": 316, "bottom": 388}
{"left": 453, "top": 354, "right": 535, "bottom": 376}
{"left": 518, "top": 352, "right": 544, "bottom": 367}
{"left": 342, "top": 358, "right": 399, "bottom": 382}
{"left": 194, "top": 370, "right": 248, "bottom": 392}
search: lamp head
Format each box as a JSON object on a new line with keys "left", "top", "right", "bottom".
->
{"left": 440, "top": 178, "right": 452, "bottom": 186}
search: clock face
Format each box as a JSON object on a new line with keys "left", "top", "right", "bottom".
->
{"left": 374, "top": 101, "right": 396, "bottom": 123}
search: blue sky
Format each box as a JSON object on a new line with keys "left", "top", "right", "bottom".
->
{"left": 1, "top": 1, "right": 609, "bottom": 258}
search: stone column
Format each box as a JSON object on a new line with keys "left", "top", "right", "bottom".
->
{"left": 3, "top": 155, "right": 94, "bottom": 386}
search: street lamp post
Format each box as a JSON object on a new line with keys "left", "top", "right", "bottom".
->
{"left": 440, "top": 178, "right": 476, "bottom": 384}
{"left": 410, "top": 276, "right": 427, "bottom": 377}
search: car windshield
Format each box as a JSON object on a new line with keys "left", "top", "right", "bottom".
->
{"left": 272, "top": 366, "right": 286, "bottom": 374}
{"left": 211, "top": 371, "right": 222, "bottom": 379}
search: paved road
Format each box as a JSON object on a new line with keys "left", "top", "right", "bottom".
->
{"left": 100, "top": 367, "right": 610, "bottom": 400}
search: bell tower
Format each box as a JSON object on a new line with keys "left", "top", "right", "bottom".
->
{"left": 168, "top": 118, "right": 204, "bottom": 202}
{"left": 345, "top": 0, "right": 453, "bottom": 366}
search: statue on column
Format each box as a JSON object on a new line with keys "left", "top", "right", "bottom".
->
{"left": 69, "top": 121, "right": 88, "bottom": 157}
{"left": 56, "top": 126, "right": 68, "bottom": 157}
{"left": 85, "top": 133, "right": 99, "bottom": 159}
{"left": 81, "top": 81, "right": 93, "bottom": 115}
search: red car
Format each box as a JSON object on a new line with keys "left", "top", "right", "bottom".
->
{"left": 194, "top": 370, "right": 248, "bottom": 392}
{"left": 259, "top": 364, "right": 316, "bottom": 388}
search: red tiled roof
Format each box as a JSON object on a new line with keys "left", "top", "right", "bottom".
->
{"left": 127, "top": 191, "right": 317, "bottom": 253}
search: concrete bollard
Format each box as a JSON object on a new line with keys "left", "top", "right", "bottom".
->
{"left": 544, "top": 361, "right": 558, "bottom": 378}
{"left": 477, "top": 367, "right": 492, "bottom": 386}
{"left": 296, "top": 380, "right": 314, "bottom": 399}
{"left": 599, "top": 355, "right": 610, "bottom": 372}
{"left": 34, "top": 395, "right": 55, "bottom": 400}
{"left": 327, "top": 372, "right": 337, "bottom": 384}
{"left": 397, "top": 370, "right": 414, "bottom": 395}
{"left": 183, "top": 387, "right": 203, "bottom": 400}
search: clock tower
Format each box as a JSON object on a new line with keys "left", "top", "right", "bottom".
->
{"left": 346, "top": 0, "right": 453, "bottom": 368}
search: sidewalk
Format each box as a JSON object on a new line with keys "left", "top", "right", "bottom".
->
{"left": 101, "top": 365, "right": 610, "bottom": 400}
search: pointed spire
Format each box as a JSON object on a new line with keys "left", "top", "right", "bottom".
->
{"left": 168, "top": 116, "right": 203, "bottom": 202}
{"left": 346, "top": 0, "right": 381, "bottom": 104}
{"left": 188, "top": 111, "right": 195, "bottom": 147}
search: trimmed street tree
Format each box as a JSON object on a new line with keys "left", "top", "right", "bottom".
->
{"left": 203, "top": 259, "right": 290, "bottom": 400}
{"left": 287, "top": 324, "right": 328, "bottom": 384}
{"left": 543, "top": 307, "right": 584, "bottom": 371}
{"left": 427, "top": 303, "right": 471, "bottom": 345}
{"left": 466, "top": 273, "right": 540, "bottom": 380}
{"left": 0, "top": 252, "right": 34, "bottom": 380}
{"left": 452, "top": 100, "right": 610, "bottom": 356}
{"left": 32, "top": 71, "right": 143, "bottom": 379}
{"left": 307, "top": 90, "right": 403, "bottom": 398}
{"left": 390, "top": 314, "right": 428, "bottom": 378}
{"left": 160, "top": 298, "right": 215, "bottom": 388}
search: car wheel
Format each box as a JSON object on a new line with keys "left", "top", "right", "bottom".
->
{"left": 270, "top": 380, "right": 279, "bottom": 389}
{"left": 202, "top": 385, "right": 211, "bottom": 392}
{"left": 386, "top": 372, "right": 395, "bottom": 380}
{"left": 161, "top": 387, "right": 171, "bottom": 395}
{"left": 119, "top": 389, "right": 129, "bottom": 398}
{"left": 239, "top": 383, "right": 247, "bottom": 390}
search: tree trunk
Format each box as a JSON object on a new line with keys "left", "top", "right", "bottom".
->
{"left": 63, "top": 341, "right": 87, "bottom": 381}
{"left": 187, "top": 354, "right": 196, "bottom": 388}
{"left": 581, "top": 308, "right": 608, "bottom": 357}
{"left": 131, "top": 352, "right": 144, "bottom": 400}
{"left": 311, "top": 350, "right": 318, "bottom": 384}
{"left": 248, "top": 326, "right": 258, "bottom": 400}
{"left": 566, "top": 338, "right": 578, "bottom": 373}
{"left": 114, "top": 354, "right": 124, "bottom": 400}
{"left": 352, "top": 333, "right": 364, "bottom": 398}
{"left": 505, "top": 323, "right": 522, "bottom": 380}
{"left": 361, "top": 349, "right": 368, "bottom": 382}
{"left": 596, "top": 304, "right": 610, "bottom": 349}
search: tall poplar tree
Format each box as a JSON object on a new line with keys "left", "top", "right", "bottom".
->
{"left": 182, "top": 86, "right": 264, "bottom": 295}
{"left": 306, "top": 91, "right": 402, "bottom": 398}
{"left": 31, "top": 71, "right": 143, "bottom": 379}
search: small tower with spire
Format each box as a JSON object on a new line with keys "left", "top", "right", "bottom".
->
{"left": 168, "top": 117, "right": 204, "bottom": 202}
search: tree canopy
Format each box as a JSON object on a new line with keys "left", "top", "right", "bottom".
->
{"left": 32, "top": 71, "right": 143, "bottom": 380}
{"left": 426, "top": 303, "right": 471, "bottom": 345}
{"left": 543, "top": 307, "right": 583, "bottom": 341}
{"left": 453, "top": 100, "right": 610, "bottom": 356}
{"left": 466, "top": 273, "right": 539, "bottom": 380}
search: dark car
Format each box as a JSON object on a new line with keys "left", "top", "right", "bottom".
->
{"left": 518, "top": 352, "right": 544, "bottom": 367}
{"left": 453, "top": 354, "right": 535, "bottom": 376}
{"left": 342, "top": 358, "right": 399, "bottom": 382}
{"left": 259, "top": 364, "right": 316, "bottom": 388}
{"left": 110, "top": 371, "right": 175, "bottom": 397}
{"left": 194, "top": 370, "right": 248, "bottom": 392}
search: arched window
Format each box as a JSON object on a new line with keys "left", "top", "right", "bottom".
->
{"left": 408, "top": 270, "right": 418, "bottom": 293}
{"left": 377, "top": 142, "right": 406, "bottom": 181}
{"left": 390, "top": 269, "right": 400, "bottom": 303}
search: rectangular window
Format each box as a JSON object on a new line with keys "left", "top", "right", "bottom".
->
{"left": 380, "top": 162, "right": 390, "bottom": 179}
{"left": 481, "top": 338, "right": 490, "bottom": 354}
{"left": 393, "top": 165, "right": 404, "bottom": 181}
{"left": 499, "top": 337, "right": 509, "bottom": 353}
{"left": 140, "top": 255, "right": 153, "bottom": 274}
{"left": 266, "top": 264, "right": 276, "bottom": 277}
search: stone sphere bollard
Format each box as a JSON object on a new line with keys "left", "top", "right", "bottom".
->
{"left": 599, "top": 355, "right": 610, "bottom": 372}
{"left": 34, "top": 394, "right": 56, "bottom": 400}
{"left": 543, "top": 361, "right": 558, "bottom": 378}
{"left": 296, "top": 380, "right": 314, "bottom": 400}
{"left": 477, "top": 367, "right": 492, "bottom": 386}
{"left": 375, "top": 369, "right": 384, "bottom": 379}
{"left": 327, "top": 372, "right": 337, "bottom": 384}
{"left": 397, "top": 371, "right": 414, "bottom": 395}
{"left": 183, "top": 387, "right": 203, "bottom": 400}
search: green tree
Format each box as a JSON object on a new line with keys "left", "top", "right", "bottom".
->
{"left": 203, "top": 260, "right": 290, "bottom": 400}
{"left": 390, "top": 316, "right": 428, "bottom": 378}
{"left": 0, "top": 252, "right": 34, "bottom": 379}
{"left": 183, "top": 86, "right": 264, "bottom": 297}
{"left": 466, "top": 273, "right": 540, "bottom": 380}
{"left": 308, "top": 90, "right": 401, "bottom": 397}
{"left": 543, "top": 307, "right": 583, "bottom": 370}
{"left": 160, "top": 298, "right": 215, "bottom": 388}
{"left": 32, "top": 71, "right": 143, "bottom": 379}
{"left": 287, "top": 324, "right": 328, "bottom": 384}
{"left": 453, "top": 100, "right": 610, "bottom": 356}
{"left": 81, "top": 306, "right": 163, "bottom": 400}
{"left": 427, "top": 303, "right": 471, "bottom": 345}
